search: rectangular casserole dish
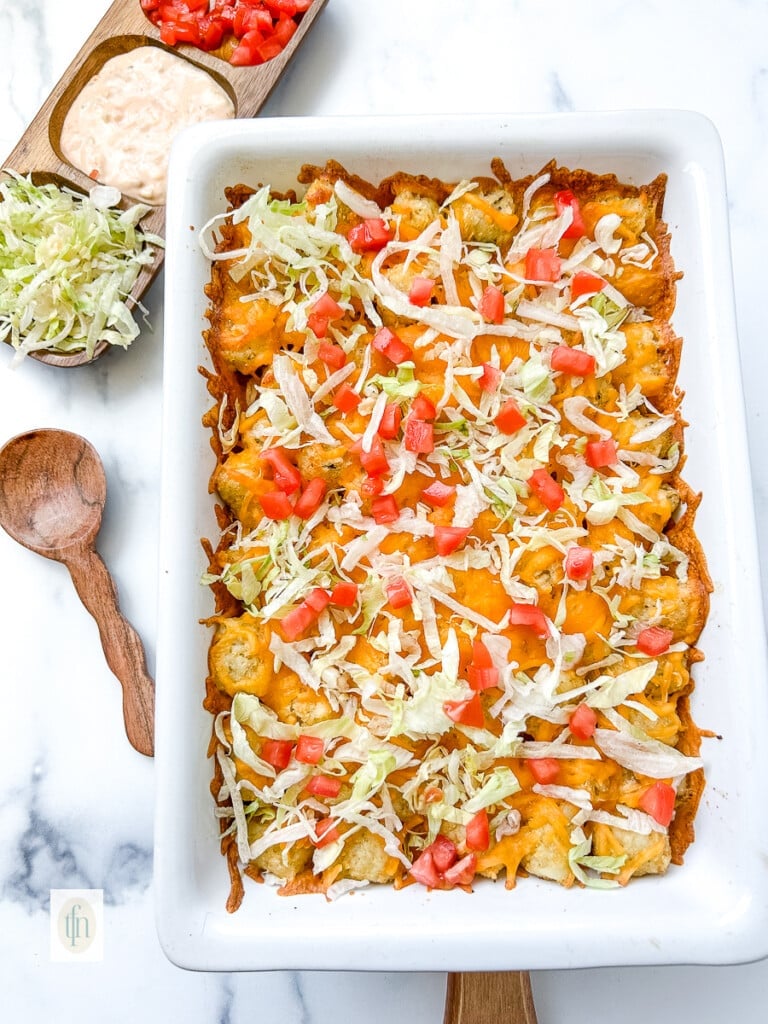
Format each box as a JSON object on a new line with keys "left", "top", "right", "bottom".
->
{"left": 154, "top": 111, "right": 768, "bottom": 972}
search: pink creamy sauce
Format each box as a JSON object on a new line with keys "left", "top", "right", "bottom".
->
{"left": 60, "top": 46, "right": 235, "bottom": 205}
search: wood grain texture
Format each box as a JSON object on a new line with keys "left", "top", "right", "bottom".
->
{"left": 443, "top": 972, "right": 538, "bottom": 1024}
{"left": 1, "top": 0, "right": 329, "bottom": 367}
{"left": 0, "top": 428, "right": 155, "bottom": 756}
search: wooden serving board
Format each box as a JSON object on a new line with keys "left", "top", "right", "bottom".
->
{"left": 1, "top": 0, "right": 328, "bottom": 366}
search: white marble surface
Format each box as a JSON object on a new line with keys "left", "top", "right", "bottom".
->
{"left": 0, "top": 0, "right": 766, "bottom": 1020}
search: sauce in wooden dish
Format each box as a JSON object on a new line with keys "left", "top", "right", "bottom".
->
{"left": 60, "top": 46, "right": 234, "bottom": 205}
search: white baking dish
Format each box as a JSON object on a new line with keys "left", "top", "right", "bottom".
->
{"left": 154, "top": 112, "right": 768, "bottom": 972}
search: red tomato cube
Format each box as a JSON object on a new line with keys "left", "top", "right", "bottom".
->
{"left": 295, "top": 734, "right": 324, "bottom": 764}
{"left": 636, "top": 626, "right": 674, "bottom": 656}
{"left": 568, "top": 703, "right": 597, "bottom": 740}
{"left": 564, "top": 546, "right": 594, "bottom": 581}
{"left": 638, "top": 781, "right": 676, "bottom": 826}
{"left": 261, "top": 738, "right": 294, "bottom": 770}
{"left": 528, "top": 758, "right": 560, "bottom": 784}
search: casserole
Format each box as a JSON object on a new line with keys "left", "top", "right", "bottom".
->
{"left": 155, "top": 111, "right": 768, "bottom": 971}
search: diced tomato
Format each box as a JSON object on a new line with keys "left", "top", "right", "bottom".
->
{"left": 636, "top": 625, "right": 674, "bottom": 656}
{"left": 359, "top": 435, "right": 389, "bottom": 476}
{"left": 553, "top": 189, "right": 586, "bottom": 239}
{"left": 361, "top": 475, "right": 384, "bottom": 498}
{"left": 159, "top": 22, "right": 179, "bottom": 44}
{"left": 272, "top": 12, "right": 298, "bottom": 47}
{"left": 528, "top": 758, "right": 560, "bottom": 784}
{"left": 382, "top": 335, "right": 413, "bottom": 365}
{"left": 466, "top": 643, "right": 501, "bottom": 692}
{"left": 312, "top": 291, "right": 343, "bottom": 319}
{"left": 565, "top": 545, "right": 594, "bottom": 581}
{"left": 333, "top": 383, "right": 362, "bottom": 413}
{"left": 409, "top": 848, "right": 441, "bottom": 888}
{"left": 259, "top": 490, "right": 294, "bottom": 520}
{"left": 585, "top": 439, "right": 618, "bottom": 469}
{"left": 377, "top": 403, "right": 402, "bottom": 439}
{"left": 479, "top": 362, "right": 502, "bottom": 392}
{"left": 371, "top": 326, "right": 413, "bottom": 364}
{"left": 186, "top": 2, "right": 209, "bottom": 16}
{"left": 467, "top": 666, "right": 499, "bottom": 691}
{"left": 434, "top": 525, "right": 471, "bottom": 556}
{"left": 147, "top": 0, "right": 303, "bottom": 61}
{"left": 528, "top": 468, "right": 565, "bottom": 512}
{"left": 467, "top": 642, "right": 499, "bottom": 691}
{"left": 525, "top": 247, "right": 562, "bottom": 282}
{"left": 330, "top": 581, "right": 358, "bottom": 607}
{"left": 306, "top": 774, "right": 342, "bottom": 798}
{"left": 638, "top": 781, "right": 676, "bottom": 827}
{"left": 254, "top": 38, "right": 283, "bottom": 62}
{"left": 230, "top": 29, "right": 264, "bottom": 65}
{"left": 411, "top": 394, "right": 436, "bottom": 420}
{"left": 495, "top": 398, "right": 527, "bottom": 434}
{"left": 307, "top": 312, "right": 329, "bottom": 338}
{"left": 312, "top": 818, "right": 340, "bottom": 848}
{"left": 261, "top": 446, "right": 302, "bottom": 494}
{"left": 239, "top": 6, "right": 272, "bottom": 31}
{"left": 304, "top": 587, "right": 331, "bottom": 614}
{"left": 386, "top": 575, "right": 413, "bottom": 609}
{"left": 317, "top": 340, "right": 346, "bottom": 368}
{"left": 198, "top": 15, "right": 226, "bottom": 49}
{"left": 294, "top": 477, "right": 327, "bottom": 518}
{"left": 443, "top": 853, "right": 477, "bottom": 887}
{"left": 569, "top": 703, "right": 597, "bottom": 740}
{"left": 347, "top": 218, "right": 392, "bottom": 253}
{"left": 295, "top": 734, "right": 324, "bottom": 764}
{"left": 408, "top": 275, "right": 435, "bottom": 307}
{"left": 508, "top": 603, "right": 549, "bottom": 638}
{"left": 429, "top": 834, "right": 458, "bottom": 872}
{"left": 233, "top": 5, "right": 261, "bottom": 35}
{"left": 443, "top": 694, "right": 484, "bottom": 728}
{"left": 571, "top": 271, "right": 605, "bottom": 299}
{"left": 478, "top": 284, "right": 505, "bottom": 324}
{"left": 550, "top": 345, "right": 596, "bottom": 377}
{"left": 411, "top": 837, "right": 474, "bottom": 889}
{"left": 372, "top": 494, "right": 400, "bottom": 524}
{"left": 471, "top": 639, "right": 494, "bottom": 668}
{"left": 280, "top": 602, "right": 317, "bottom": 641}
{"left": 261, "top": 738, "right": 294, "bottom": 770}
{"left": 465, "top": 809, "right": 490, "bottom": 851}
{"left": 404, "top": 417, "right": 434, "bottom": 454}
{"left": 421, "top": 480, "right": 455, "bottom": 506}
{"left": 213, "top": 2, "right": 236, "bottom": 31}
{"left": 408, "top": 274, "right": 435, "bottom": 306}
{"left": 264, "top": 0, "right": 298, "bottom": 15}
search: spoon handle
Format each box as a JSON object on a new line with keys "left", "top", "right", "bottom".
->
{"left": 443, "top": 972, "right": 538, "bottom": 1024}
{"left": 65, "top": 544, "right": 155, "bottom": 756}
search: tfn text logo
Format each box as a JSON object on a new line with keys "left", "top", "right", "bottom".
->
{"left": 50, "top": 889, "right": 104, "bottom": 962}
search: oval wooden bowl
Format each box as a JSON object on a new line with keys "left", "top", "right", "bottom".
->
{"left": 1, "top": 0, "right": 328, "bottom": 368}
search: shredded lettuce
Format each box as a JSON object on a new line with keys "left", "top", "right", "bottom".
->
{"left": 0, "top": 172, "right": 159, "bottom": 362}
{"left": 370, "top": 362, "right": 422, "bottom": 399}
{"left": 568, "top": 826, "right": 624, "bottom": 889}
{"left": 349, "top": 750, "right": 398, "bottom": 805}
{"left": 464, "top": 767, "right": 521, "bottom": 812}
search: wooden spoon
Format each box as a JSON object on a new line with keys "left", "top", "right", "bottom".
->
{"left": 0, "top": 428, "right": 154, "bottom": 756}
{"left": 444, "top": 972, "right": 538, "bottom": 1024}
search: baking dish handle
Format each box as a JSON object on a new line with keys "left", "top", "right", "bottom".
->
{"left": 443, "top": 972, "right": 538, "bottom": 1024}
